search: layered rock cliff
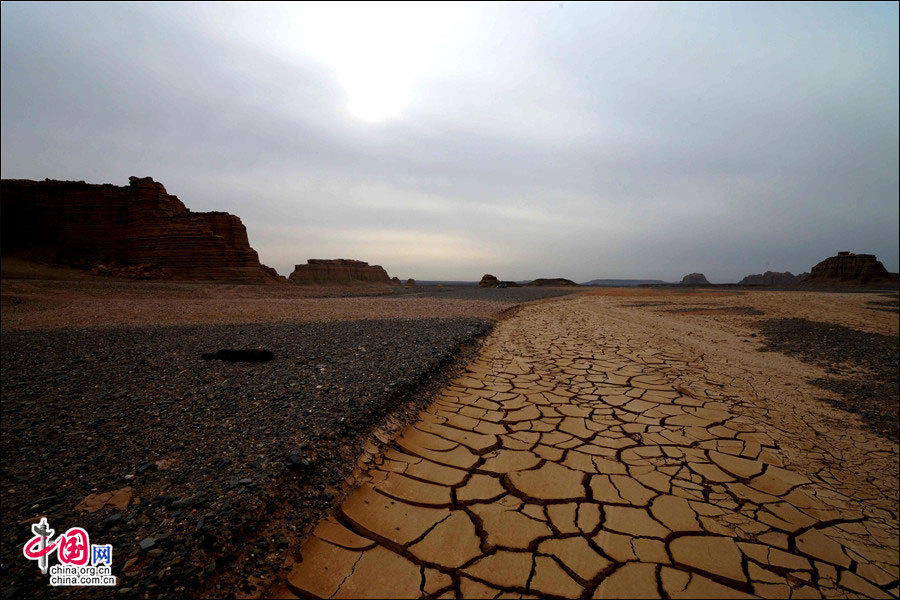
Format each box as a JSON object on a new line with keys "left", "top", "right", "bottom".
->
{"left": 680, "top": 273, "right": 710, "bottom": 285}
{"left": 288, "top": 259, "right": 397, "bottom": 285}
{"left": 804, "top": 252, "right": 898, "bottom": 285}
{"left": 0, "top": 177, "right": 282, "bottom": 282}
{"left": 739, "top": 271, "right": 809, "bottom": 286}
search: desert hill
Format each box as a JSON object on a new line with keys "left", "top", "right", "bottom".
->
{"left": 526, "top": 278, "right": 579, "bottom": 287}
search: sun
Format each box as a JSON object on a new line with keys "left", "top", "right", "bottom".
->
{"left": 295, "top": 2, "right": 469, "bottom": 123}
{"left": 344, "top": 70, "right": 411, "bottom": 123}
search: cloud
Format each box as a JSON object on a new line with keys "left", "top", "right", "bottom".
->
{"left": 2, "top": 2, "right": 897, "bottom": 280}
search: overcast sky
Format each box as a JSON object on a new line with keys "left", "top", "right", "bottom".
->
{"left": 2, "top": 2, "right": 898, "bottom": 281}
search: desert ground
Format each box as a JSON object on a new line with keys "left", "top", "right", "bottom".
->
{"left": 1, "top": 276, "right": 897, "bottom": 599}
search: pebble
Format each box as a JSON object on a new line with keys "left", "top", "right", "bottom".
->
{"left": 138, "top": 537, "right": 156, "bottom": 551}
{"left": 102, "top": 514, "right": 123, "bottom": 528}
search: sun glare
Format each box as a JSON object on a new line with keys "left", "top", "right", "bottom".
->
{"left": 296, "top": 2, "right": 468, "bottom": 122}
{"left": 344, "top": 71, "right": 410, "bottom": 122}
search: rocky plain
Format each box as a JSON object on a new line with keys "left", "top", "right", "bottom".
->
{"left": 0, "top": 264, "right": 576, "bottom": 600}
{"left": 1, "top": 178, "right": 898, "bottom": 599}
{"left": 3, "top": 266, "right": 898, "bottom": 600}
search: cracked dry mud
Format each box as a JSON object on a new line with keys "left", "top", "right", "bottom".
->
{"left": 281, "top": 295, "right": 899, "bottom": 599}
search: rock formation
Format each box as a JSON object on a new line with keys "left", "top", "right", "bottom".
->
{"left": 405, "top": 278, "right": 416, "bottom": 286}
{"left": 478, "top": 274, "right": 520, "bottom": 288}
{"left": 525, "top": 278, "right": 579, "bottom": 287}
{"left": 289, "top": 259, "right": 398, "bottom": 285}
{"left": 91, "top": 262, "right": 171, "bottom": 280}
{"left": 739, "top": 271, "right": 809, "bottom": 286}
{"left": 680, "top": 273, "right": 710, "bottom": 285}
{"left": 581, "top": 279, "right": 666, "bottom": 286}
{"left": 0, "top": 177, "right": 281, "bottom": 282}
{"left": 804, "top": 252, "right": 899, "bottom": 286}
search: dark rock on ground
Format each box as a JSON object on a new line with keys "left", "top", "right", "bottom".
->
{"left": 668, "top": 306, "right": 765, "bottom": 315}
{"left": 866, "top": 294, "right": 900, "bottom": 314}
{"left": 200, "top": 349, "right": 275, "bottom": 362}
{"left": 388, "top": 286, "right": 575, "bottom": 302}
{"left": 757, "top": 317, "right": 898, "bottom": 441}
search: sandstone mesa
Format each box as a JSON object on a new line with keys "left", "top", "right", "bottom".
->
{"left": 804, "top": 251, "right": 899, "bottom": 286}
{"left": 739, "top": 271, "right": 809, "bottom": 286}
{"left": 478, "top": 274, "right": 520, "bottom": 288}
{"left": 680, "top": 272, "right": 710, "bottom": 285}
{"left": 0, "top": 176, "right": 281, "bottom": 283}
{"left": 288, "top": 259, "right": 398, "bottom": 286}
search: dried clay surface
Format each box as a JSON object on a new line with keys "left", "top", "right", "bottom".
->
{"left": 280, "top": 294, "right": 898, "bottom": 600}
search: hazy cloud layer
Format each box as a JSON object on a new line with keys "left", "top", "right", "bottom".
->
{"left": 2, "top": 2, "right": 897, "bottom": 281}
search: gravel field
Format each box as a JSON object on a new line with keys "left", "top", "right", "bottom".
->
{"left": 1, "top": 317, "right": 492, "bottom": 599}
{"left": 592, "top": 287, "right": 899, "bottom": 336}
{"left": 379, "top": 285, "right": 577, "bottom": 302}
{"left": 1, "top": 279, "right": 576, "bottom": 330}
{"left": 757, "top": 317, "right": 899, "bottom": 441}
{"left": 866, "top": 293, "right": 900, "bottom": 314}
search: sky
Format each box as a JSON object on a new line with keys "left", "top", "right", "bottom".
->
{"left": 2, "top": 2, "right": 898, "bottom": 282}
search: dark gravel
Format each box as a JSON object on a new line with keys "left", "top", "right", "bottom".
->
{"left": 381, "top": 285, "right": 578, "bottom": 302}
{"left": 666, "top": 306, "right": 765, "bottom": 315}
{"left": 1, "top": 317, "right": 492, "bottom": 598}
{"left": 622, "top": 301, "right": 765, "bottom": 315}
{"left": 866, "top": 293, "right": 900, "bottom": 314}
{"left": 757, "top": 318, "right": 899, "bottom": 441}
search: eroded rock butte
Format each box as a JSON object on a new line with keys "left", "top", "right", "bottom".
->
{"left": 680, "top": 273, "right": 710, "bottom": 285}
{"left": 804, "top": 251, "right": 899, "bottom": 286}
{"left": 0, "top": 177, "right": 281, "bottom": 282}
{"left": 739, "top": 271, "right": 809, "bottom": 286}
{"left": 289, "top": 259, "right": 398, "bottom": 285}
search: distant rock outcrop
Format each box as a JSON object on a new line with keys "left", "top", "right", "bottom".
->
{"left": 406, "top": 278, "right": 416, "bottom": 286}
{"left": 739, "top": 271, "right": 809, "bottom": 286}
{"left": 289, "top": 259, "right": 398, "bottom": 285}
{"left": 478, "top": 274, "right": 520, "bottom": 288}
{"left": 581, "top": 279, "right": 666, "bottom": 287}
{"left": 525, "top": 278, "right": 579, "bottom": 287}
{"left": 680, "top": 273, "right": 710, "bottom": 285}
{"left": 0, "top": 177, "right": 282, "bottom": 282}
{"left": 804, "top": 252, "right": 898, "bottom": 286}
